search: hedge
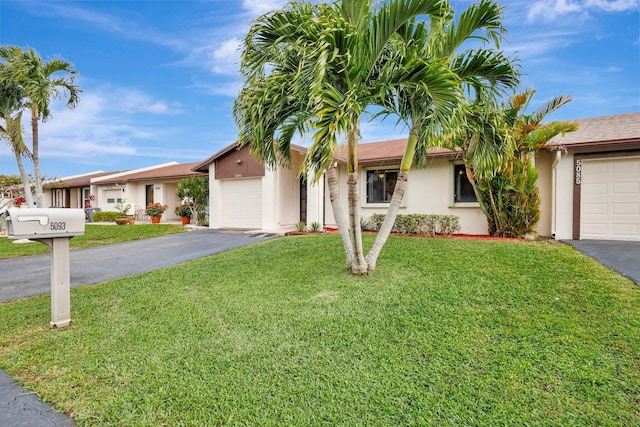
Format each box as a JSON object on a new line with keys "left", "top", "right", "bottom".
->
{"left": 364, "top": 213, "right": 460, "bottom": 236}
{"left": 93, "top": 211, "right": 119, "bottom": 222}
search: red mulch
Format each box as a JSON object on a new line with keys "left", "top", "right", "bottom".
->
{"left": 297, "top": 228, "right": 523, "bottom": 242}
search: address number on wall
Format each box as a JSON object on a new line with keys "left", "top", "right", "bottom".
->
{"left": 575, "top": 159, "right": 582, "bottom": 185}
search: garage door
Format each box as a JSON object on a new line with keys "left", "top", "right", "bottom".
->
{"left": 221, "top": 178, "right": 262, "bottom": 229}
{"left": 581, "top": 156, "right": 640, "bottom": 241}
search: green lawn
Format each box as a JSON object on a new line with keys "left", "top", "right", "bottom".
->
{"left": 0, "top": 223, "right": 186, "bottom": 259}
{"left": 0, "top": 235, "right": 638, "bottom": 425}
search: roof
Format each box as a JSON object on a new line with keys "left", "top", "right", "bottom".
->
{"left": 546, "top": 111, "right": 640, "bottom": 152}
{"left": 333, "top": 138, "right": 456, "bottom": 165}
{"left": 93, "top": 162, "right": 206, "bottom": 184}
{"left": 193, "top": 141, "right": 307, "bottom": 172}
{"left": 46, "top": 171, "right": 115, "bottom": 189}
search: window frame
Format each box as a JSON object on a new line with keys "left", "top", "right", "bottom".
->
{"left": 451, "top": 162, "right": 479, "bottom": 207}
{"left": 362, "top": 166, "right": 405, "bottom": 208}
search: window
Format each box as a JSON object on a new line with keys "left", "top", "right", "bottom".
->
{"left": 454, "top": 164, "right": 477, "bottom": 203}
{"left": 366, "top": 169, "right": 398, "bottom": 203}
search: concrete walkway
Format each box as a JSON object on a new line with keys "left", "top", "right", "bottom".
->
{"left": 563, "top": 239, "right": 640, "bottom": 286}
{"left": 0, "top": 229, "right": 278, "bottom": 426}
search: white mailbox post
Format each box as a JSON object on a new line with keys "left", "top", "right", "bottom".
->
{"left": 6, "top": 208, "right": 86, "bottom": 328}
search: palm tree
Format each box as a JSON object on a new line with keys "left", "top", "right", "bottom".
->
{"left": 364, "top": 0, "right": 520, "bottom": 269}
{"left": 0, "top": 46, "right": 80, "bottom": 207}
{"left": 0, "top": 77, "right": 34, "bottom": 207}
{"left": 235, "top": 0, "right": 452, "bottom": 274}
{"left": 450, "top": 89, "right": 577, "bottom": 237}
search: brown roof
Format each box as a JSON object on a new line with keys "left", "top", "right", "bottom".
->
{"left": 94, "top": 162, "right": 206, "bottom": 184}
{"left": 333, "top": 138, "right": 456, "bottom": 165}
{"left": 194, "top": 142, "right": 307, "bottom": 172}
{"left": 46, "top": 171, "right": 116, "bottom": 189}
{"left": 546, "top": 112, "right": 640, "bottom": 152}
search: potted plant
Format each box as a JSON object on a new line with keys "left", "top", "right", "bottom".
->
{"left": 145, "top": 202, "right": 168, "bottom": 223}
{"left": 174, "top": 204, "right": 192, "bottom": 225}
{"left": 114, "top": 199, "right": 132, "bottom": 225}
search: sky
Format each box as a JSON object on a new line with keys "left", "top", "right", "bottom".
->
{"left": 0, "top": 0, "right": 639, "bottom": 178}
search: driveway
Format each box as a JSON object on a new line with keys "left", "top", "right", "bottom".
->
{"left": 0, "top": 229, "right": 277, "bottom": 301}
{"left": 563, "top": 239, "right": 640, "bottom": 286}
{"left": 0, "top": 229, "right": 278, "bottom": 426}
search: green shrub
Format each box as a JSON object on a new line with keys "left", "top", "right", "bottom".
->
{"left": 93, "top": 211, "right": 119, "bottom": 222}
{"left": 309, "top": 221, "right": 323, "bottom": 233}
{"left": 366, "top": 213, "right": 460, "bottom": 236}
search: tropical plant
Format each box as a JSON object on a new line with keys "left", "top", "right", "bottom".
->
{"left": 0, "top": 45, "right": 81, "bottom": 207}
{"left": 364, "top": 0, "right": 519, "bottom": 268}
{"left": 450, "top": 90, "right": 577, "bottom": 237}
{"left": 295, "top": 222, "right": 307, "bottom": 232}
{"left": 309, "top": 221, "right": 323, "bottom": 233}
{"left": 235, "top": 0, "right": 518, "bottom": 274}
{"left": 114, "top": 199, "right": 132, "bottom": 216}
{"left": 235, "top": 0, "right": 456, "bottom": 274}
{"left": 176, "top": 176, "right": 208, "bottom": 226}
{"left": 174, "top": 204, "right": 191, "bottom": 218}
{"left": 145, "top": 203, "right": 168, "bottom": 217}
{"left": 0, "top": 78, "right": 34, "bottom": 207}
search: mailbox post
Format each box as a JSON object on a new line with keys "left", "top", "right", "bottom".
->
{"left": 5, "top": 208, "right": 85, "bottom": 328}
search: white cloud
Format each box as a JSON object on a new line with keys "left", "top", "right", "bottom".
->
{"left": 241, "top": 0, "right": 287, "bottom": 16}
{"left": 528, "top": 0, "right": 640, "bottom": 21}
{"left": 211, "top": 38, "right": 242, "bottom": 75}
{"left": 17, "top": 85, "right": 186, "bottom": 161}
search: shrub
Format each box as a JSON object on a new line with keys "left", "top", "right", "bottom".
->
{"left": 295, "top": 222, "right": 306, "bottom": 232}
{"left": 93, "top": 211, "right": 119, "bottom": 222}
{"left": 174, "top": 204, "right": 191, "bottom": 217}
{"left": 365, "top": 213, "right": 460, "bottom": 236}
{"left": 309, "top": 221, "right": 323, "bottom": 233}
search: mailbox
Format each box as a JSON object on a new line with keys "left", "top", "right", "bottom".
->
{"left": 6, "top": 208, "right": 85, "bottom": 240}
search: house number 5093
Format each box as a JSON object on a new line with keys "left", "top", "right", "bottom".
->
{"left": 50, "top": 222, "right": 66, "bottom": 231}
{"left": 575, "top": 159, "right": 582, "bottom": 185}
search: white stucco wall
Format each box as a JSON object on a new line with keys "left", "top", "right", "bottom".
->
{"left": 208, "top": 163, "right": 222, "bottom": 228}
{"left": 535, "top": 152, "right": 554, "bottom": 237}
{"left": 553, "top": 152, "right": 575, "bottom": 240}
{"left": 324, "top": 158, "right": 489, "bottom": 235}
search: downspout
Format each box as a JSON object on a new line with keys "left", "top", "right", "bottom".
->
{"left": 551, "top": 151, "right": 561, "bottom": 240}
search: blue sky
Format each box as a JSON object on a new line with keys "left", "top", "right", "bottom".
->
{"left": 1, "top": 0, "right": 638, "bottom": 178}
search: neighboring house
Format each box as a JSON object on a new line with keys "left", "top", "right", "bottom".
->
{"left": 44, "top": 171, "right": 112, "bottom": 209}
{"left": 199, "top": 112, "right": 639, "bottom": 241}
{"left": 193, "top": 143, "right": 324, "bottom": 231}
{"left": 90, "top": 162, "right": 207, "bottom": 221}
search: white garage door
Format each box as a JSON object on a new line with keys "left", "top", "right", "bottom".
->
{"left": 581, "top": 156, "right": 640, "bottom": 241}
{"left": 221, "top": 178, "right": 262, "bottom": 229}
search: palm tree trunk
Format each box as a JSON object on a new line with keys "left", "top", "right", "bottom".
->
{"left": 462, "top": 156, "right": 496, "bottom": 235}
{"left": 346, "top": 128, "right": 368, "bottom": 275}
{"left": 365, "top": 128, "right": 417, "bottom": 271}
{"left": 14, "top": 151, "right": 34, "bottom": 207}
{"left": 325, "top": 164, "right": 354, "bottom": 268}
{"left": 31, "top": 109, "right": 43, "bottom": 208}
{"left": 2, "top": 113, "right": 35, "bottom": 207}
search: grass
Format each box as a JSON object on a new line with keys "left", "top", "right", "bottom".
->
{"left": 0, "top": 234, "right": 638, "bottom": 425}
{"left": 0, "top": 223, "right": 186, "bottom": 259}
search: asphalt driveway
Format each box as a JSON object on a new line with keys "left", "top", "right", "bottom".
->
{"left": 0, "top": 228, "right": 278, "bottom": 426}
{"left": 563, "top": 239, "right": 640, "bottom": 286}
{"left": 0, "top": 229, "right": 277, "bottom": 301}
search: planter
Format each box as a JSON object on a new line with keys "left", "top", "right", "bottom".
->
{"left": 180, "top": 216, "right": 191, "bottom": 225}
{"left": 115, "top": 217, "right": 129, "bottom": 225}
{"left": 151, "top": 216, "right": 161, "bottom": 224}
